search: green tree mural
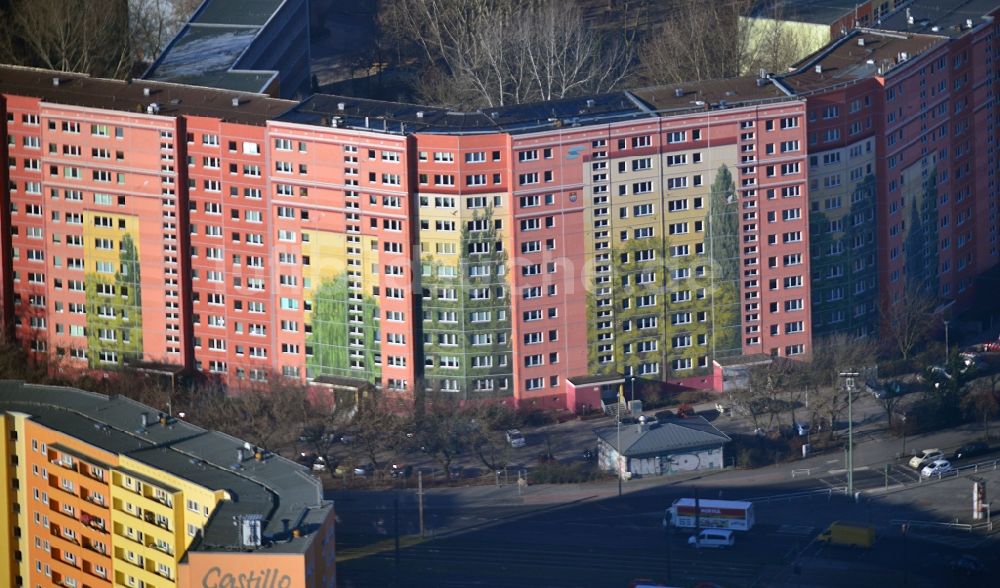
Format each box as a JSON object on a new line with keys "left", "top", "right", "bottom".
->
{"left": 85, "top": 233, "right": 142, "bottom": 367}
{"left": 585, "top": 234, "right": 712, "bottom": 379}
{"left": 704, "top": 164, "right": 741, "bottom": 358}
{"left": 420, "top": 207, "right": 512, "bottom": 400}
{"left": 904, "top": 166, "right": 939, "bottom": 296}
{"left": 808, "top": 174, "right": 879, "bottom": 337}
{"left": 306, "top": 274, "right": 381, "bottom": 382}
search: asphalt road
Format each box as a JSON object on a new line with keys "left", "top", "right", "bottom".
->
{"left": 334, "top": 477, "right": 1000, "bottom": 588}
{"left": 330, "top": 402, "right": 1000, "bottom": 587}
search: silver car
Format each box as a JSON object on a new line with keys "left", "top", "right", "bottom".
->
{"left": 920, "top": 459, "right": 954, "bottom": 478}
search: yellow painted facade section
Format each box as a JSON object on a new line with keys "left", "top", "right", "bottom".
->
{"left": 83, "top": 211, "right": 140, "bottom": 270}
{"left": 300, "top": 229, "right": 380, "bottom": 299}
{"left": 109, "top": 455, "right": 225, "bottom": 588}
{"left": 418, "top": 196, "right": 463, "bottom": 266}
{"left": 0, "top": 412, "right": 31, "bottom": 588}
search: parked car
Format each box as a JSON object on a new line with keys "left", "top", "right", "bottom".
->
{"left": 714, "top": 402, "right": 729, "bottom": 415}
{"left": 389, "top": 464, "right": 413, "bottom": 479}
{"left": 687, "top": 528, "right": 735, "bottom": 548}
{"left": 505, "top": 429, "right": 526, "bottom": 448}
{"left": 952, "top": 441, "right": 989, "bottom": 461}
{"left": 311, "top": 456, "right": 328, "bottom": 472}
{"left": 949, "top": 554, "right": 985, "bottom": 575}
{"left": 654, "top": 409, "right": 674, "bottom": 421}
{"left": 920, "top": 459, "right": 954, "bottom": 478}
{"left": 794, "top": 421, "right": 811, "bottom": 437}
{"left": 909, "top": 449, "right": 943, "bottom": 469}
{"left": 353, "top": 464, "right": 374, "bottom": 476}
{"left": 869, "top": 380, "right": 905, "bottom": 399}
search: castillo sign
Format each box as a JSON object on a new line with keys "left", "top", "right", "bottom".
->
{"left": 201, "top": 567, "right": 293, "bottom": 588}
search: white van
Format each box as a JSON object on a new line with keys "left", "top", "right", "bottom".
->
{"left": 687, "top": 528, "right": 735, "bottom": 548}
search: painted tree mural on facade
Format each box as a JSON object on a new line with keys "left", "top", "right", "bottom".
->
{"left": 421, "top": 207, "right": 512, "bottom": 400}
{"left": 306, "top": 275, "right": 382, "bottom": 382}
{"left": 904, "top": 166, "right": 939, "bottom": 296}
{"left": 85, "top": 233, "right": 142, "bottom": 367}
{"left": 704, "top": 164, "right": 741, "bottom": 359}
{"left": 809, "top": 174, "right": 878, "bottom": 337}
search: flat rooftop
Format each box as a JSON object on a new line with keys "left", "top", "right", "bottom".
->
{"left": 782, "top": 30, "right": 946, "bottom": 94}
{"left": 630, "top": 77, "right": 795, "bottom": 113}
{"left": 192, "top": 0, "right": 285, "bottom": 26}
{"left": 281, "top": 91, "right": 652, "bottom": 135}
{"left": 0, "top": 380, "right": 330, "bottom": 554}
{"left": 875, "top": 0, "right": 999, "bottom": 38}
{"left": 144, "top": 0, "right": 287, "bottom": 93}
{"left": 0, "top": 65, "right": 296, "bottom": 126}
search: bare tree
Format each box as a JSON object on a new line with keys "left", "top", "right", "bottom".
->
{"left": 466, "top": 402, "right": 518, "bottom": 471}
{"left": 794, "top": 334, "right": 878, "bottom": 437}
{"left": 962, "top": 380, "right": 1000, "bottom": 440}
{"left": 128, "top": 0, "right": 202, "bottom": 64}
{"left": 881, "top": 288, "right": 936, "bottom": 360}
{"left": 381, "top": 0, "right": 635, "bottom": 108}
{"left": 412, "top": 390, "right": 473, "bottom": 475}
{"left": 0, "top": 0, "right": 133, "bottom": 78}
{"left": 350, "top": 393, "right": 410, "bottom": 471}
{"left": 638, "top": 0, "right": 752, "bottom": 86}
{"left": 638, "top": 0, "right": 815, "bottom": 86}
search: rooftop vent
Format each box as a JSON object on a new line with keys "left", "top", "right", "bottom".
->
{"left": 866, "top": 59, "right": 876, "bottom": 65}
{"left": 331, "top": 116, "right": 343, "bottom": 128}
{"left": 966, "top": 19, "right": 973, "bottom": 29}
{"left": 693, "top": 100, "right": 706, "bottom": 107}
{"left": 899, "top": 52, "right": 909, "bottom": 62}
{"left": 931, "top": 25, "right": 940, "bottom": 32}
{"left": 814, "top": 64, "right": 823, "bottom": 74}
{"left": 336, "top": 101, "right": 345, "bottom": 111}
{"left": 674, "top": 88, "right": 684, "bottom": 98}
{"left": 416, "top": 111, "right": 424, "bottom": 118}
{"left": 146, "top": 103, "right": 160, "bottom": 115}
{"left": 586, "top": 99, "right": 595, "bottom": 108}
{"left": 52, "top": 77, "right": 61, "bottom": 87}
{"left": 857, "top": 37, "right": 865, "bottom": 47}
{"left": 231, "top": 97, "right": 240, "bottom": 107}
{"left": 756, "top": 77, "right": 768, "bottom": 87}
{"left": 143, "top": 87, "right": 151, "bottom": 97}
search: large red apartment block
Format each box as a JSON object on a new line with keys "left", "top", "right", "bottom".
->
{"left": 0, "top": 2, "right": 997, "bottom": 411}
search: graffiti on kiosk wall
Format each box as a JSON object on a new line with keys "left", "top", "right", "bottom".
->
{"left": 201, "top": 566, "right": 292, "bottom": 588}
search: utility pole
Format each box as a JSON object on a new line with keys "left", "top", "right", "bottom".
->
{"left": 417, "top": 470, "right": 424, "bottom": 538}
{"left": 839, "top": 372, "right": 859, "bottom": 497}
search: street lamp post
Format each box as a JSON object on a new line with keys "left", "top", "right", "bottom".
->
{"left": 616, "top": 412, "right": 622, "bottom": 497}
{"left": 839, "top": 371, "right": 859, "bottom": 497}
{"left": 944, "top": 320, "right": 950, "bottom": 360}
